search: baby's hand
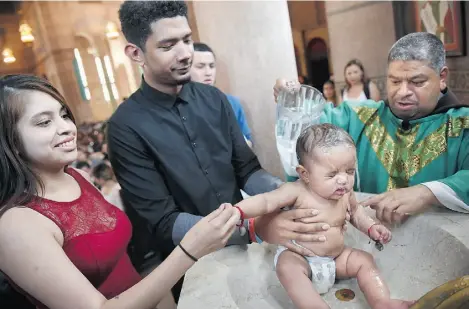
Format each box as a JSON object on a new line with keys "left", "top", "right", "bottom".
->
{"left": 368, "top": 224, "right": 392, "bottom": 244}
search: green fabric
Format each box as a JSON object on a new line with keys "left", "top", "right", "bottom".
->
{"left": 285, "top": 173, "right": 299, "bottom": 183}
{"left": 318, "top": 100, "right": 469, "bottom": 204}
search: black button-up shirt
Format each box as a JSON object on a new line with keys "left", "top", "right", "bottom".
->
{"left": 107, "top": 80, "right": 261, "bottom": 254}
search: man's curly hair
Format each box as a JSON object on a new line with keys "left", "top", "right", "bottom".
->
{"left": 119, "top": 1, "right": 188, "bottom": 51}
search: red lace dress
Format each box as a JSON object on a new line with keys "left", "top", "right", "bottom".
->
{"left": 11, "top": 167, "right": 142, "bottom": 308}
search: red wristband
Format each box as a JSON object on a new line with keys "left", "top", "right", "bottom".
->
{"left": 233, "top": 206, "right": 245, "bottom": 227}
{"left": 248, "top": 218, "right": 257, "bottom": 243}
{"left": 368, "top": 223, "right": 378, "bottom": 238}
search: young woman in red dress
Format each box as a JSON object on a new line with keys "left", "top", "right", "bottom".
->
{"left": 0, "top": 74, "right": 240, "bottom": 309}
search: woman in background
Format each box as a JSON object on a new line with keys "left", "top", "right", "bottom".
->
{"left": 341, "top": 59, "right": 380, "bottom": 103}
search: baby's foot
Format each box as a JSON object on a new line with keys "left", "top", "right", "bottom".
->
{"left": 374, "top": 299, "right": 416, "bottom": 309}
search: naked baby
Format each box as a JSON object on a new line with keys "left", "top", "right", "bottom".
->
{"left": 235, "top": 124, "right": 414, "bottom": 309}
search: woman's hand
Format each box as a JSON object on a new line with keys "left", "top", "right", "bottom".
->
{"left": 180, "top": 203, "right": 239, "bottom": 259}
{"left": 254, "top": 209, "right": 332, "bottom": 256}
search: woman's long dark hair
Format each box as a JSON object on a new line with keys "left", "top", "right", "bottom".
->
{"left": 0, "top": 74, "right": 75, "bottom": 214}
{"left": 344, "top": 58, "right": 368, "bottom": 89}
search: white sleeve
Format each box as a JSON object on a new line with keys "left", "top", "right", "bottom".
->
{"left": 421, "top": 181, "right": 469, "bottom": 213}
{"left": 104, "top": 185, "right": 125, "bottom": 212}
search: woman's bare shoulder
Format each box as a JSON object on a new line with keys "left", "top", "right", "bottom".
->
{"left": 0, "top": 207, "right": 63, "bottom": 247}
{"left": 0, "top": 206, "right": 39, "bottom": 225}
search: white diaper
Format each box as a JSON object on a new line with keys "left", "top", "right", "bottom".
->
{"left": 274, "top": 245, "right": 336, "bottom": 294}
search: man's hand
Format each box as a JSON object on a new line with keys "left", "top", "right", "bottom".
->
{"left": 273, "top": 78, "right": 300, "bottom": 103}
{"left": 254, "top": 208, "right": 332, "bottom": 256}
{"left": 360, "top": 185, "right": 439, "bottom": 224}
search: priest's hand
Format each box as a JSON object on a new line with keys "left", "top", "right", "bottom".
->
{"left": 273, "top": 78, "right": 300, "bottom": 103}
{"left": 360, "top": 185, "right": 439, "bottom": 224}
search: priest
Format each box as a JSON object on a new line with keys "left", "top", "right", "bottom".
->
{"left": 269, "top": 32, "right": 469, "bottom": 227}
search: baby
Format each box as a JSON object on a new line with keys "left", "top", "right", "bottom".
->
{"left": 235, "top": 124, "right": 414, "bottom": 309}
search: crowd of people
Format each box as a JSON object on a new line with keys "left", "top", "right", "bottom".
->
{"left": 72, "top": 121, "right": 124, "bottom": 211}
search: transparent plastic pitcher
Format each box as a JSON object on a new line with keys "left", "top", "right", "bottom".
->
{"left": 276, "top": 84, "right": 327, "bottom": 177}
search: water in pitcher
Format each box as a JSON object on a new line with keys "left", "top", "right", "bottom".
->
{"left": 276, "top": 85, "right": 326, "bottom": 177}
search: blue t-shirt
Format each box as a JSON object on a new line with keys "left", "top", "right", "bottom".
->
{"left": 226, "top": 94, "right": 252, "bottom": 141}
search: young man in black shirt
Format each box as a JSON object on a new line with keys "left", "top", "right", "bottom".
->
{"left": 109, "top": 0, "right": 332, "bottom": 302}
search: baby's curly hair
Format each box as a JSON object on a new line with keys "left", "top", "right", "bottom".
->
{"left": 296, "top": 124, "right": 355, "bottom": 165}
{"left": 119, "top": 0, "right": 188, "bottom": 51}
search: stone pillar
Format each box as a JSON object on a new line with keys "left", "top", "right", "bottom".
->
{"left": 75, "top": 37, "right": 112, "bottom": 122}
{"left": 325, "top": 1, "right": 397, "bottom": 98}
{"left": 93, "top": 34, "right": 119, "bottom": 118}
{"left": 185, "top": 1, "right": 199, "bottom": 42}
{"left": 52, "top": 48, "right": 93, "bottom": 123}
{"left": 192, "top": 0, "right": 297, "bottom": 178}
{"left": 107, "top": 35, "right": 138, "bottom": 97}
{"left": 38, "top": 1, "right": 93, "bottom": 123}
{"left": 445, "top": 2, "right": 469, "bottom": 103}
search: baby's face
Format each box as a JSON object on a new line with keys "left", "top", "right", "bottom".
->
{"left": 303, "top": 145, "right": 356, "bottom": 200}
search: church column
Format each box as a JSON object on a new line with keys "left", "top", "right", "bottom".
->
{"left": 192, "top": 0, "right": 297, "bottom": 178}
{"left": 325, "top": 1, "right": 397, "bottom": 98}
{"left": 93, "top": 34, "right": 119, "bottom": 119}
{"left": 38, "top": 1, "right": 93, "bottom": 123}
{"left": 52, "top": 49, "right": 94, "bottom": 122}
